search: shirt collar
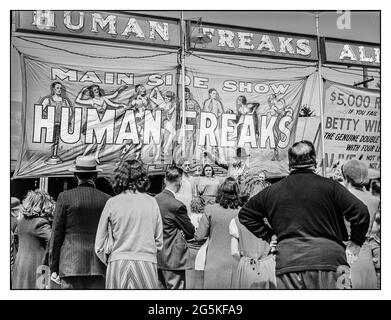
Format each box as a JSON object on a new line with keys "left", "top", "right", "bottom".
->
{"left": 289, "top": 168, "right": 317, "bottom": 176}
{"left": 165, "top": 187, "right": 177, "bottom": 197}
{"left": 78, "top": 180, "right": 96, "bottom": 188}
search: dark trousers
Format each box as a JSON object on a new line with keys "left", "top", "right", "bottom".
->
{"left": 158, "top": 269, "right": 186, "bottom": 289}
{"left": 60, "top": 276, "right": 105, "bottom": 290}
{"left": 277, "top": 270, "right": 338, "bottom": 290}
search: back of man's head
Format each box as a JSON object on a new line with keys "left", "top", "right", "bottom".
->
{"left": 75, "top": 171, "right": 97, "bottom": 182}
{"left": 288, "top": 140, "right": 317, "bottom": 170}
{"left": 165, "top": 166, "right": 183, "bottom": 192}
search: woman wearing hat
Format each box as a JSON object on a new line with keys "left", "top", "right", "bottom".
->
{"left": 12, "top": 190, "right": 55, "bottom": 289}
{"left": 95, "top": 159, "right": 163, "bottom": 289}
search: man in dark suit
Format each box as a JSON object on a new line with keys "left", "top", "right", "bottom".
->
{"left": 49, "top": 156, "right": 111, "bottom": 289}
{"left": 155, "top": 166, "right": 195, "bottom": 289}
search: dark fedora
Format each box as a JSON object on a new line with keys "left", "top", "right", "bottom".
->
{"left": 68, "top": 156, "right": 102, "bottom": 173}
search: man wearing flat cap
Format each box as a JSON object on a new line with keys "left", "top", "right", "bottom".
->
{"left": 49, "top": 156, "right": 111, "bottom": 289}
{"left": 342, "top": 159, "right": 380, "bottom": 289}
{"left": 239, "top": 141, "right": 370, "bottom": 289}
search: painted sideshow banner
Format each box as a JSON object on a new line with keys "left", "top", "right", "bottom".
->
{"left": 13, "top": 55, "right": 178, "bottom": 178}
{"left": 323, "top": 79, "right": 380, "bottom": 171}
{"left": 175, "top": 69, "right": 307, "bottom": 178}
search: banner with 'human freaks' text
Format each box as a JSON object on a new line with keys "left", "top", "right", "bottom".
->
{"left": 175, "top": 66, "right": 307, "bottom": 178}
{"left": 323, "top": 79, "right": 380, "bottom": 171}
{"left": 13, "top": 54, "right": 307, "bottom": 178}
{"left": 13, "top": 55, "right": 179, "bottom": 178}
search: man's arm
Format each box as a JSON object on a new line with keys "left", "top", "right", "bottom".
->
{"left": 154, "top": 202, "right": 163, "bottom": 252}
{"left": 238, "top": 192, "right": 274, "bottom": 242}
{"left": 175, "top": 204, "right": 195, "bottom": 240}
{"left": 335, "top": 183, "right": 370, "bottom": 246}
{"left": 94, "top": 200, "right": 111, "bottom": 264}
{"left": 200, "top": 148, "right": 228, "bottom": 170}
{"left": 49, "top": 193, "right": 67, "bottom": 275}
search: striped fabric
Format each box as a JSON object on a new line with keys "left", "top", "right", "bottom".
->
{"left": 10, "top": 231, "right": 15, "bottom": 274}
{"left": 106, "top": 260, "right": 159, "bottom": 289}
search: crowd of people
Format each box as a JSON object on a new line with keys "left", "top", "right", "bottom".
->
{"left": 10, "top": 141, "right": 381, "bottom": 290}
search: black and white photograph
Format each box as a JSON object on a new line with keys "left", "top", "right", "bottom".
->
{"left": 5, "top": 5, "right": 386, "bottom": 301}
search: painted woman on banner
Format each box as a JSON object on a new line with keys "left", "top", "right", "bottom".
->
{"left": 174, "top": 87, "right": 201, "bottom": 162}
{"left": 265, "top": 94, "right": 293, "bottom": 161}
{"left": 231, "top": 95, "right": 260, "bottom": 168}
{"left": 40, "top": 81, "right": 74, "bottom": 165}
{"left": 120, "top": 84, "right": 167, "bottom": 164}
{"left": 76, "top": 84, "right": 128, "bottom": 164}
{"left": 157, "top": 90, "right": 177, "bottom": 163}
{"left": 236, "top": 95, "right": 260, "bottom": 137}
{"left": 202, "top": 88, "right": 228, "bottom": 161}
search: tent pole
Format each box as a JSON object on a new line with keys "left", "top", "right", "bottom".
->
{"left": 39, "top": 177, "right": 49, "bottom": 192}
{"left": 315, "top": 12, "right": 326, "bottom": 177}
{"left": 180, "top": 11, "right": 186, "bottom": 158}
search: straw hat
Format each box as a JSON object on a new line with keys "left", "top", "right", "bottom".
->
{"left": 68, "top": 156, "right": 102, "bottom": 173}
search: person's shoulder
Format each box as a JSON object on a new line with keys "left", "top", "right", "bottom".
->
{"left": 139, "top": 192, "right": 158, "bottom": 203}
{"left": 89, "top": 187, "right": 111, "bottom": 200}
{"left": 204, "top": 203, "right": 219, "bottom": 214}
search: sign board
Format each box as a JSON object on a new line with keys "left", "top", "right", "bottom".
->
{"left": 323, "top": 79, "right": 380, "bottom": 170}
{"left": 322, "top": 38, "right": 380, "bottom": 68}
{"left": 15, "top": 11, "right": 180, "bottom": 48}
{"left": 188, "top": 21, "right": 318, "bottom": 61}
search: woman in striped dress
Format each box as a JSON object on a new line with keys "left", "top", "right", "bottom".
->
{"left": 95, "top": 160, "right": 163, "bottom": 289}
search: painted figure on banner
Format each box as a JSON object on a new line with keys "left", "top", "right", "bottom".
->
{"left": 202, "top": 88, "right": 225, "bottom": 115}
{"left": 76, "top": 84, "right": 128, "bottom": 164}
{"left": 236, "top": 95, "right": 260, "bottom": 135}
{"left": 235, "top": 95, "right": 260, "bottom": 163}
{"left": 159, "top": 90, "right": 177, "bottom": 163}
{"left": 40, "top": 81, "right": 73, "bottom": 165}
{"left": 130, "top": 84, "right": 160, "bottom": 164}
{"left": 184, "top": 87, "right": 201, "bottom": 159}
{"left": 203, "top": 88, "right": 228, "bottom": 161}
{"left": 131, "top": 84, "right": 153, "bottom": 115}
{"left": 265, "top": 94, "right": 294, "bottom": 161}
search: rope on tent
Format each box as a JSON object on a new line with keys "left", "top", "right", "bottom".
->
{"left": 13, "top": 36, "right": 177, "bottom": 60}
{"left": 324, "top": 66, "right": 380, "bottom": 78}
{"left": 191, "top": 53, "right": 317, "bottom": 71}
{"left": 189, "top": 51, "right": 318, "bottom": 67}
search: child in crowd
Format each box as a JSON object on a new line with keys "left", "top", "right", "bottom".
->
{"left": 186, "top": 197, "right": 207, "bottom": 289}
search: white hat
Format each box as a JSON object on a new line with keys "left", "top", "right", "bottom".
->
{"left": 68, "top": 156, "right": 102, "bottom": 173}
